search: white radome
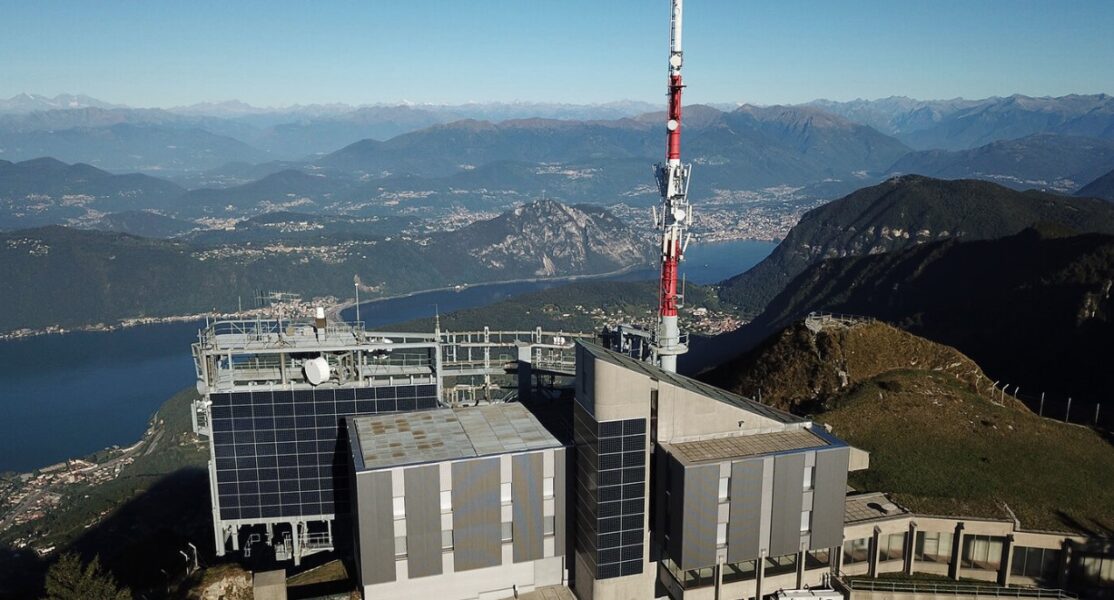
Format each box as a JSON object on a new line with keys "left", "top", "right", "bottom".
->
{"left": 669, "top": 54, "right": 683, "bottom": 68}
{"left": 667, "top": 119, "right": 679, "bottom": 131}
{"left": 304, "top": 356, "right": 330, "bottom": 386}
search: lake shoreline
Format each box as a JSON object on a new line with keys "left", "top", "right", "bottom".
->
{"left": 1, "top": 263, "right": 655, "bottom": 342}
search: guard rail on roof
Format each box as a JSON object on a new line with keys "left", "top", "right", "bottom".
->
{"left": 843, "top": 577, "right": 1077, "bottom": 599}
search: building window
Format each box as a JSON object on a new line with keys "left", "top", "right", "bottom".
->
{"left": 716, "top": 523, "right": 727, "bottom": 547}
{"left": 1011, "top": 546, "right": 1059, "bottom": 581}
{"left": 543, "top": 477, "right": 554, "bottom": 499}
{"left": 543, "top": 515, "right": 555, "bottom": 536}
{"left": 915, "top": 531, "right": 953, "bottom": 564}
{"left": 500, "top": 482, "right": 512, "bottom": 504}
{"left": 765, "top": 553, "right": 798, "bottom": 577}
{"left": 803, "top": 466, "right": 815, "bottom": 490}
{"left": 439, "top": 490, "right": 452, "bottom": 512}
{"left": 800, "top": 510, "right": 812, "bottom": 533}
{"left": 501, "top": 521, "right": 513, "bottom": 542}
{"left": 392, "top": 496, "right": 405, "bottom": 518}
{"left": 844, "top": 537, "right": 871, "bottom": 565}
{"left": 441, "top": 529, "right": 453, "bottom": 550}
{"left": 961, "top": 535, "right": 1005, "bottom": 571}
{"left": 718, "top": 477, "right": 729, "bottom": 501}
{"left": 806, "top": 548, "right": 831, "bottom": 570}
{"left": 722, "top": 560, "right": 758, "bottom": 583}
{"left": 683, "top": 567, "right": 716, "bottom": 589}
{"left": 880, "top": 532, "right": 907, "bottom": 562}
{"left": 1076, "top": 554, "right": 1114, "bottom": 586}
{"left": 394, "top": 535, "right": 407, "bottom": 558}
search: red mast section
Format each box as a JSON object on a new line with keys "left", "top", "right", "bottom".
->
{"left": 654, "top": 0, "right": 691, "bottom": 373}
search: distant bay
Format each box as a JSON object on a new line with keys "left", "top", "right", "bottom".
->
{"left": 0, "top": 239, "right": 774, "bottom": 472}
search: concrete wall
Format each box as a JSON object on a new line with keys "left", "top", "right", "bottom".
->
{"left": 355, "top": 447, "right": 565, "bottom": 600}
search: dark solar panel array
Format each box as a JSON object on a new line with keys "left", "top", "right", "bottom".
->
{"left": 210, "top": 385, "right": 437, "bottom": 521}
{"left": 574, "top": 411, "right": 647, "bottom": 580}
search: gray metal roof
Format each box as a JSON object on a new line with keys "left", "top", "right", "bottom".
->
{"left": 351, "top": 403, "right": 562, "bottom": 471}
{"left": 578, "top": 340, "right": 804, "bottom": 424}
{"left": 666, "top": 428, "right": 829, "bottom": 464}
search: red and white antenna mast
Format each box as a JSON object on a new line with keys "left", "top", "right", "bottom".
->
{"left": 653, "top": 0, "right": 692, "bottom": 372}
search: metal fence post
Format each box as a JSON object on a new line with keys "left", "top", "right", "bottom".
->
{"left": 1039, "top": 392, "right": 1045, "bottom": 417}
{"left": 1065, "top": 397, "right": 1072, "bottom": 423}
{"left": 1095, "top": 404, "right": 1101, "bottom": 426}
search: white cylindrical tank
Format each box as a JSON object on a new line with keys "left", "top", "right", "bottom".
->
{"left": 304, "top": 356, "right": 330, "bottom": 386}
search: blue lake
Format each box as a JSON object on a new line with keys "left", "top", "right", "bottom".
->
{"left": 0, "top": 239, "right": 774, "bottom": 472}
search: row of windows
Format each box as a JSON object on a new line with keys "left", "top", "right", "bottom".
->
{"left": 664, "top": 551, "right": 822, "bottom": 590}
{"left": 391, "top": 520, "right": 558, "bottom": 558}
{"left": 1013, "top": 546, "right": 1060, "bottom": 581}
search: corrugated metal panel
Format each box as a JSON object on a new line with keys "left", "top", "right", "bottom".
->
{"left": 452, "top": 457, "right": 501, "bottom": 571}
{"left": 769, "top": 452, "right": 806, "bottom": 557}
{"left": 554, "top": 447, "right": 567, "bottom": 557}
{"left": 404, "top": 465, "right": 443, "bottom": 578}
{"left": 355, "top": 470, "right": 396, "bottom": 584}
{"left": 810, "top": 447, "right": 849, "bottom": 550}
{"left": 512, "top": 453, "right": 545, "bottom": 562}
{"left": 728, "top": 457, "right": 765, "bottom": 563}
{"left": 681, "top": 463, "right": 720, "bottom": 570}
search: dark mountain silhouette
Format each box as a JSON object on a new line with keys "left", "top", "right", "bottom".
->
{"left": 1076, "top": 167, "right": 1114, "bottom": 201}
{"left": 718, "top": 176, "right": 1114, "bottom": 316}
{"left": 715, "top": 228, "right": 1114, "bottom": 410}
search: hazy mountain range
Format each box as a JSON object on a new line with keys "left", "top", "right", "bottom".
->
{"left": 1, "top": 92, "right": 1113, "bottom": 235}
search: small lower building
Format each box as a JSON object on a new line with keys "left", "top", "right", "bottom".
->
{"left": 347, "top": 403, "right": 570, "bottom": 600}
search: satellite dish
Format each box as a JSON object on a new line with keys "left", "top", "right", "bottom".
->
{"left": 669, "top": 54, "right": 683, "bottom": 68}
{"left": 304, "top": 357, "right": 330, "bottom": 386}
{"left": 666, "top": 119, "right": 679, "bottom": 131}
{"left": 673, "top": 208, "right": 687, "bottom": 222}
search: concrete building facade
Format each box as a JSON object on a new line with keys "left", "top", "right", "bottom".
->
{"left": 347, "top": 403, "right": 569, "bottom": 600}
{"left": 570, "top": 342, "right": 858, "bottom": 600}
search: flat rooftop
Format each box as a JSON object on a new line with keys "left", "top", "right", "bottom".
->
{"left": 665, "top": 428, "right": 830, "bottom": 465}
{"left": 844, "top": 492, "right": 909, "bottom": 525}
{"left": 579, "top": 341, "right": 804, "bottom": 425}
{"left": 351, "top": 403, "right": 563, "bottom": 471}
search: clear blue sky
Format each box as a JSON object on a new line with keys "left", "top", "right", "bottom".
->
{"left": 2, "top": 0, "right": 1111, "bottom": 107}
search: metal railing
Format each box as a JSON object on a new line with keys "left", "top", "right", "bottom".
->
{"left": 844, "top": 578, "right": 1076, "bottom": 599}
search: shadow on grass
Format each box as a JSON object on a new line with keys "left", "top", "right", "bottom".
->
{"left": 1055, "top": 510, "right": 1114, "bottom": 539}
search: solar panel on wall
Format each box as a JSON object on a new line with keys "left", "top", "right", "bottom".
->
{"left": 210, "top": 384, "right": 438, "bottom": 520}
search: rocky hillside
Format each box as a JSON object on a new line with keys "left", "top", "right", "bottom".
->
{"left": 703, "top": 317, "right": 1114, "bottom": 533}
{"left": 437, "top": 200, "right": 648, "bottom": 277}
{"left": 718, "top": 175, "right": 1114, "bottom": 315}
{"left": 705, "top": 318, "right": 990, "bottom": 414}
{"left": 741, "top": 227, "right": 1114, "bottom": 410}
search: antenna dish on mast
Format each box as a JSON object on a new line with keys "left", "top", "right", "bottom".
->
{"left": 304, "top": 356, "right": 330, "bottom": 386}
